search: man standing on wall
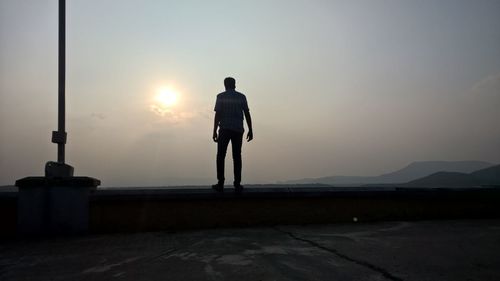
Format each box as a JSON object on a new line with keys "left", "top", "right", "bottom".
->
{"left": 212, "top": 77, "right": 253, "bottom": 192}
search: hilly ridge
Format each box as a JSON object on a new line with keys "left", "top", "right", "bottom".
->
{"left": 282, "top": 161, "right": 493, "bottom": 186}
{"left": 405, "top": 164, "right": 500, "bottom": 187}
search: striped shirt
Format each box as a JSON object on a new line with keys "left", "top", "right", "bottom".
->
{"left": 214, "top": 90, "right": 249, "bottom": 133}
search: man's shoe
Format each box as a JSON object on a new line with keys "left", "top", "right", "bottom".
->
{"left": 234, "top": 184, "right": 244, "bottom": 193}
{"left": 212, "top": 183, "right": 224, "bottom": 192}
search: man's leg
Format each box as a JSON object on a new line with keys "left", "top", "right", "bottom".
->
{"left": 216, "top": 129, "right": 231, "bottom": 185}
{"left": 231, "top": 130, "right": 244, "bottom": 186}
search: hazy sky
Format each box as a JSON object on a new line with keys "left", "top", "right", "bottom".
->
{"left": 1, "top": 0, "right": 499, "bottom": 186}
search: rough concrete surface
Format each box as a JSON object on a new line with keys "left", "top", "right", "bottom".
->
{"left": 1, "top": 220, "right": 499, "bottom": 281}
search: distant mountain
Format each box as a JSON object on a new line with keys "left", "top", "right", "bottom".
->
{"left": 0, "top": 185, "right": 16, "bottom": 192}
{"left": 281, "top": 161, "right": 493, "bottom": 185}
{"left": 471, "top": 164, "right": 500, "bottom": 185}
{"left": 404, "top": 164, "right": 500, "bottom": 187}
{"left": 404, "top": 172, "right": 479, "bottom": 187}
{"left": 374, "top": 161, "right": 492, "bottom": 183}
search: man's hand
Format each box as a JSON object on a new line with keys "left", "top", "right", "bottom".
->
{"left": 213, "top": 131, "right": 218, "bottom": 142}
{"left": 246, "top": 130, "right": 253, "bottom": 142}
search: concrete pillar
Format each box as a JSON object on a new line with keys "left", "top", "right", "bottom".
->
{"left": 16, "top": 177, "right": 100, "bottom": 236}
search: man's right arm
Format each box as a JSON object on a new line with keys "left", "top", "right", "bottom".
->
{"left": 213, "top": 111, "right": 220, "bottom": 142}
{"left": 213, "top": 96, "right": 221, "bottom": 142}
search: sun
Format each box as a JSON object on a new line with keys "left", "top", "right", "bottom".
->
{"left": 155, "top": 87, "right": 178, "bottom": 108}
{"left": 150, "top": 86, "right": 181, "bottom": 117}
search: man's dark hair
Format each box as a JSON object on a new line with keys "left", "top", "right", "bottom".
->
{"left": 224, "top": 77, "right": 236, "bottom": 89}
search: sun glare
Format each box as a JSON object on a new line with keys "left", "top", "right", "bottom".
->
{"left": 151, "top": 86, "right": 182, "bottom": 117}
{"left": 156, "top": 87, "right": 178, "bottom": 107}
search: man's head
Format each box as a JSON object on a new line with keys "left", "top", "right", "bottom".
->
{"left": 224, "top": 77, "right": 236, "bottom": 90}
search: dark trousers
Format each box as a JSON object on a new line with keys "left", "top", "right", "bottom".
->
{"left": 217, "top": 129, "right": 243, "bottom": 185}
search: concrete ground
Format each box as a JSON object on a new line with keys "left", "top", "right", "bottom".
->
{"left": 1, "top": 220, "right": 499, "bottom": 281}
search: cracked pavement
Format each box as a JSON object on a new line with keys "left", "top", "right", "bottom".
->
{"left": 1, "top": 220, "right": 500, "bottom": 280}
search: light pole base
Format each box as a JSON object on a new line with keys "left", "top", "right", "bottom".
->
{"left": 16, "top": 176, "right": 100, "bottom": 236}
{"left": 45, "top": 161, "right": 74, "bottom": 178}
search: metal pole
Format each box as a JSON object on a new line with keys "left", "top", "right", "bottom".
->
{"left": 47, "top": 0, "right": 73, "bottom": 177}
{"left": 57, "top": 0, "right": 66, "bottom": 163}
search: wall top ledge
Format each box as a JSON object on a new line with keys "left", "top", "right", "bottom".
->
{"left": 3, "top": 184, "right": 499, "bottom": 200}
{"left": 90, "top": 186, "right": 500, "bottom": 201}
{"left": 15, "top": 176, "right": 101, "bottom": 188}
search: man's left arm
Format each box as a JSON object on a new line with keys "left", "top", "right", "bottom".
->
{"left": 244, "top": 109, "right": 253, "bottom": 142}
{"left": 242, "top": 96, "right": 253, "bottom": 142}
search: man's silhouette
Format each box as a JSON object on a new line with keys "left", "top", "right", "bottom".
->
{"left": 212, "top": 77, "right": 253, "bottom": 192}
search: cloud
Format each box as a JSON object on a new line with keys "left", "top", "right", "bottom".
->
{"left": 90, "top": 112, "right": 106, "bottom": 120}
{"left": 468, "top": 72, "right": 500, "bottom": 111}
{"left": 471, "top": 72, "right": 500, "bottom": 95}
{"left": 150, "top": 108, "right": 197, "bottom": 124}
{"left": 149, "top": 103, "right": 209, "bottom": 126}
